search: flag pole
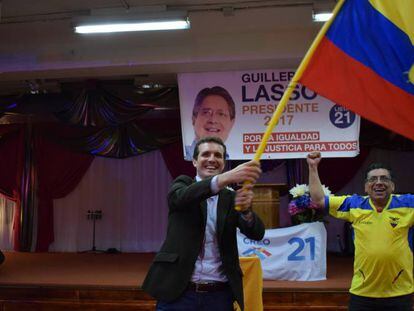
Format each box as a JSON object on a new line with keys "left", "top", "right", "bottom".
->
{"left": 236, "top": 0, "right": 346, "bottom": 211}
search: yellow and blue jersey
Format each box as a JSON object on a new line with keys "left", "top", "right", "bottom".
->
{"left": 327, "top": 194, "right": 414, "bottom": 298}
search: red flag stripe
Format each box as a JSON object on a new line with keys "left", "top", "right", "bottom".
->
{"left": 300, "top": 37, "right": 414, "bottom": 141}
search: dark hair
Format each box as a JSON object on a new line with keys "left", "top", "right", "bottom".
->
{"left": 193, "top": 136, "right": 227, "bottom": 160}
{"left": 365, "top": 163, "right": 393, "bottom": 180}
{"left": 192, "top": 86, "right": 236, "bottom": 120}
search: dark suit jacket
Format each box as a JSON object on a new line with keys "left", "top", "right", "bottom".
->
{"left": 142, "top": 175, "right": 265, "bottom": 310}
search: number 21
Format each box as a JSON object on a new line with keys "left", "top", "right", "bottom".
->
{"left": 287, "top": 237, "right": 315, "bottom": 261}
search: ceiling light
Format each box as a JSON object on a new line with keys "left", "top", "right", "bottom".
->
{"left": 312, "top": 12, "right": 333, "bottom": 22}
{"left": 73, "top": 10, "right": 190, "bottom": 34}
{"left": 75, "top": 19, "right": 189, "bottom": 33}
{"left": 312, "top": 0, "right": 335, "bottom": 22}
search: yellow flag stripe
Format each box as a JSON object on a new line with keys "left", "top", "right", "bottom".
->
{"left": 369, "top": 0, "right": 414, "bottom": 44}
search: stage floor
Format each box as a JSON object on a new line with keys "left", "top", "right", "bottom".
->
{"left": 0, "top": 252, "right": 352, "bottom": 291}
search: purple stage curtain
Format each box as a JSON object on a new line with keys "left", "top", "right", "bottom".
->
{"left": 35, "top": 132, "right": 94, "bottom": 251}
{"left": 319, "top": 146, "right": 370, "bottom": 193}
{"left": 0, "top": 125, "right": 24, "bottom": 250}
{"left": 161, "top": 141, "right": 195, "bottom": 179}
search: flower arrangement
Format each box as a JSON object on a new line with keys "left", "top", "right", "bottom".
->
{"left": 288, "top": 184, "right": 331, "bottom": 224}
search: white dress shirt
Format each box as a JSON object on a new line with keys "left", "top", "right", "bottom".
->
{"left": 191, "top": 175, "right": 228, "bottom": 283}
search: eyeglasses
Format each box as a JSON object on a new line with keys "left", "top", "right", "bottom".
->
{"left": 198, "top": 108, "right": 230, "bottom": 120}
{"left": 365, "top": 176, "right": 392, "bottom": 183}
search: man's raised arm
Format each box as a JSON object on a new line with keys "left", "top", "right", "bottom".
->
{"left": 307, "top": 152, "right": 325, "bottom": 208}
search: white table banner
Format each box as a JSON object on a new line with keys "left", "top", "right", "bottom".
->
{"left": 237, "top": 222, "right": 327, "bottom": 281}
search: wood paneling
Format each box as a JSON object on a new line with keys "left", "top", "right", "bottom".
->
{"left": 252, "top": 184, "right": 287, "bottom": 228}
{"left": 0, "top": 286, "right": 351, "bottom": 311}
{"left": 0, "top": 286, "right": 155, "bottom": 311}
{"left": 1, "top": 286, "right": 413, "bottom": 310}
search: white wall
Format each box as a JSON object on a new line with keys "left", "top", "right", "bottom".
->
{"left": 0, "top": 5, "right": 321, "bottom": 80}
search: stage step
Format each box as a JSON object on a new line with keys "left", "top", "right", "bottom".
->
{"left": 0, "top": 286, "right": 154, "bottom": 310}
{"left": 263, "top": 290, "right": 348, "bottom": 310}
{"left": 0, "top": 286, "right": 350, "bottom": 310}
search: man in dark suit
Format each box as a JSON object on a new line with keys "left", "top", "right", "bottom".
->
{"left": 143, "top": 136, "right": 265, "bottom": 310}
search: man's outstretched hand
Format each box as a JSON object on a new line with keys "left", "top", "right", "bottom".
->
{"left": 307, "top": 152, "right": 322, "bottom": 168}
{"left": 217, "top": 160, "right": 261, "bottom": 188}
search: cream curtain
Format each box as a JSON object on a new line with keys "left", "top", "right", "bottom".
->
{"left": 0, "top": 195, "right": 16, "bottom": 250}
{"left": 50, "top": 150, "right": 172, "bottom": 252}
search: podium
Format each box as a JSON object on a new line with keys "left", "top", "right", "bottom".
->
{"left": 251, "top": 184, "right": 287, "bottom": 229}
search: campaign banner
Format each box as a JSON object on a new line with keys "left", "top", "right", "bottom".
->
{"left": 237, "top": 222, "right": 327, "bottom": 281}
{"left": 178, "top": 69, "right": 360, "bottom": 160}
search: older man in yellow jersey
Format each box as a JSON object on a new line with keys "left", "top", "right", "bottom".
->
{"left": 307, "top": 152, "right": 414, "bottom": 311}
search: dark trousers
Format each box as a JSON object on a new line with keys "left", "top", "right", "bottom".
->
{"left": 156, "top": 287, "right": 234, "bottom": 311}
{"left": 349, "top": 293, "right": 413, "bottom": 311}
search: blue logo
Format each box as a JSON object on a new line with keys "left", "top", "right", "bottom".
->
{"left": 329, "top": 105, "right": 356, "bottom": 129}
{"left": 243, "top": 238, "right": 270, "bottom": 246}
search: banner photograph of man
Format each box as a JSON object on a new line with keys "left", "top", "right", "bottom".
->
{"left": 185, "top": 86, "right": 236, "bottom": 160}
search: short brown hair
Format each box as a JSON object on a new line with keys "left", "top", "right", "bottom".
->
{"left": 193, "top": 136, "right": 227, "bottom": 160}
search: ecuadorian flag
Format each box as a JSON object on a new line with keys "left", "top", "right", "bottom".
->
{"left": 299, "top": 0, "right": 414, "bottom": 141}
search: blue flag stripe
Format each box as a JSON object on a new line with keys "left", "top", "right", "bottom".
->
{"left": 326, "top": 0, "right": 414, "bottom": 95}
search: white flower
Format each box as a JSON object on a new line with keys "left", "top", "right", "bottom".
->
{"left": 289, "top": 184, "right": 309, "bottom": 198}
{"left": 322, "top": 185, "right": 332, "bottom": 196}
{"left": 289, "top": 183, "right": 332, "bottom": 198}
